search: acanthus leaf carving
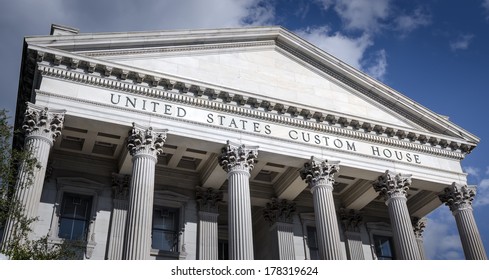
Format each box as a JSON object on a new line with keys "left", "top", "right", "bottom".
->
{"left": 127, "top": 122, "right": 167, "bottom": 157}
{"left": 373, "top": 170, "right": 411, "bottom": 200}
{"left": 218, "top": 141, "right": 258, "bottom": 173}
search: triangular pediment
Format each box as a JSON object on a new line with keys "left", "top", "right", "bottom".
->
{"left": 23, "top": 26, "right": 479, "bottom": 147}
{"left": 98, "top": 46, "right": 419, "bottom": 130}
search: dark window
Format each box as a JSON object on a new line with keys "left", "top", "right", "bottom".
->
{"left": 152, "top": 207, "right": 179, "bottom": 252}
{"left": 373, "top": 235, "right": 395, "bottom": 260}
{"left": 58, "top": 193, "right": 92, "bottom": 241}
{"left": 306, "top": 226, "right": 320, "bottom": 260}
{"left": 218, "top": 240, "right": 229, "bottom": 260}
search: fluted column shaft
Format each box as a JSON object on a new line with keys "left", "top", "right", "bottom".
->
{"left": 311, "top": 184, "right": 343, "bottom": 259}
{"left": 124, "top": 153, "right": 157, "bottom": 260}
{"left": 107, "top": 199, "right": 128, "bottom": 260}
{"left": 373, "top": 171, "right": 421, "bottom": 260}
{"left": 227, "top": 168, "right": 254, "bottom": 259}
{"left": 386, "top": 195, "right": 421, "bottom": 260}
{"left": 454, "top": 208, "right": 487, "bottom": 260}
{"left": 300, "top": 157, "right": 344, "bottom": 260}
{"left": 123, "top": 123, "right": 167, "bottom": 260}
{"left": 344, "top": 232, "right": 364, "bottom": 260}
{"left": 274, "top": 222, "right": 295, "bottom": 260}
{"left": 218, "top": 141, "right": 258, "bottom": 260}
{"left": 2, "top": 104, "right": 65, "bottom": 247}
{"left": 15, "top": 136, "right": 52, "bottom": 221}
{"left": 198, "top": 211, "right": 219, "bottom": 260}
{"left": 439, "top": 183, "right": 487, "bottom": 260}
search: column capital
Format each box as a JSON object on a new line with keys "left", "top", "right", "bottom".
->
{"left": 127, "top": 122, "right": 167, "bottom": 158}
{"left": 373, "top": 170, "right": 412, "bottom": 201}
{"left": 339, "top": 208, "right": 363, "bottom": 232}
{"left": 22, "top": 102, "right": 66, "bottom": 142}
{"left": 196, "top": 187, "right": 223, "bottom": 213}
{"left": 299, "top": 157, "right": 340, "bottom": 188}
{"left": 263, "top": 198, "right": 296, "bottom": 225}
{"left": 412, "top": 217, "right": 427, "bottom": 239}
{"left": 439, "top": 183, "right": 476, "bottom": 213}
{"left": 112, "top": 173, "right": 130, "bottom": 200}
{"left": 218, "top": 141, "right": 258, "bottom": 173}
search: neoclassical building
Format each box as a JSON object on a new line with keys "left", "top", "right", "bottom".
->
{"left": 1, "top": 24, "right": 486, "bottom": 260}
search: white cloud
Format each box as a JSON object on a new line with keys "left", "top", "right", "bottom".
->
{"left": 333, "top": 0, "right": 390, "bottom": 33}
{"left": 295, "top": 26, "right": 373, "bottom": 70}
{"left": 295, "top": 26, "right": 389, "bottom": 80}
{"left": 424, "top": 208, "right": 464, "bottom": 259}
{"left": 464, "top": 166, "right": 481, "bottom": 178}
{"left": 364, "top": 49, "right": 388, "bottom": 81}
{"left": 485, "top": 166, "right": 489, "bottom": 175}
{"left": 395, "top": 7, "right": 431, "bottom": 36}
{"left": 450, "top": 34, "right": 475, "bottom": 51}
{"left": 483, "top": 0, "right": 489, "bottom": 19}
{"left": 314, "top": 0, "right": 335, "bottom": 11}
{"left": 474, "top": 178, "right": 489, "bottom": 206}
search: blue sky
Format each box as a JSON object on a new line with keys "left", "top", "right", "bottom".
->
{"left": 0, "top": 0, "right": 488, "bottom": 260}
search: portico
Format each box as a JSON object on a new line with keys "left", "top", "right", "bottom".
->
{"left": 2, "top": 25, "right": 485, "bottom": 260}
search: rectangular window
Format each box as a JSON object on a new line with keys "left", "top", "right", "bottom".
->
{"left": 306, "top": 226, "right": 320, "bottom": 260}
{"left": 373, "top": 235, "right": 395, "bottom": 260}
{"left": 58, "top": 193, "right": 92, "bottom": 241}
{"left": 152, "top": 207, "right": 179, "bottom": 252}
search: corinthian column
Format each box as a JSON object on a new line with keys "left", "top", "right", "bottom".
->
{"left": 412, "top": 217, "right": 427, "bottom": 260}
{"left": 439, "top": 183, "right": 487, "bottom": 260}
{"left": 373, "top": 171, "right": 421, "bottom": 260}
{"left": 123, "top": 123, "right": 167, "bottom": 260}
{"left": 263, "top": 198, "right": 296, "bottom": 260}
{"left": 300, "top": 157, "right": 344, "bottom": 260}
{"left": 2, "top": 103, "right": 65, "bottom": 247}
{"left": 107, "top": 173, "right": 130, "bottom": 260}
{"left": 218, "top": 141, "right": 258, "bottom": 260}
{"left": 196, "top": 187, "right": 223, "bottom": 260}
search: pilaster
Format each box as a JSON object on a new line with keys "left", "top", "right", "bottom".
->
{"left": 107, "top": 173, "right": 130, "bottom": 260}
{"left": 263, "top": 198, "right": 296, "bottom": 260}
{"left": 340, "top": 208, "right": 364, "bottom": 260}
{"left": 123, "top": 123, "right": 167, "bottom": 260}
{"left": 218, "top": 141, "right": 258, "bottom": 260}
{"left": 439, "top": 183, "right": 487, "bottom": 260}
{"left": 196, "top": 187, "right": 223, "bottom": 260}
{"left": 373, "top": 170, "right": 421, "bottom": 260}
{"left": 300, "top": 157, "right": 344, "bottom": 260}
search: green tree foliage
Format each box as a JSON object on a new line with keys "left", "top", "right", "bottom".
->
{"left": 0, "top": 109, "right": 78, "bottom": 259}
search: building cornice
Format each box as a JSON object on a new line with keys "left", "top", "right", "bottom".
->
{"left": 35, "top": 59, "right": 471, "bottom": 160}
